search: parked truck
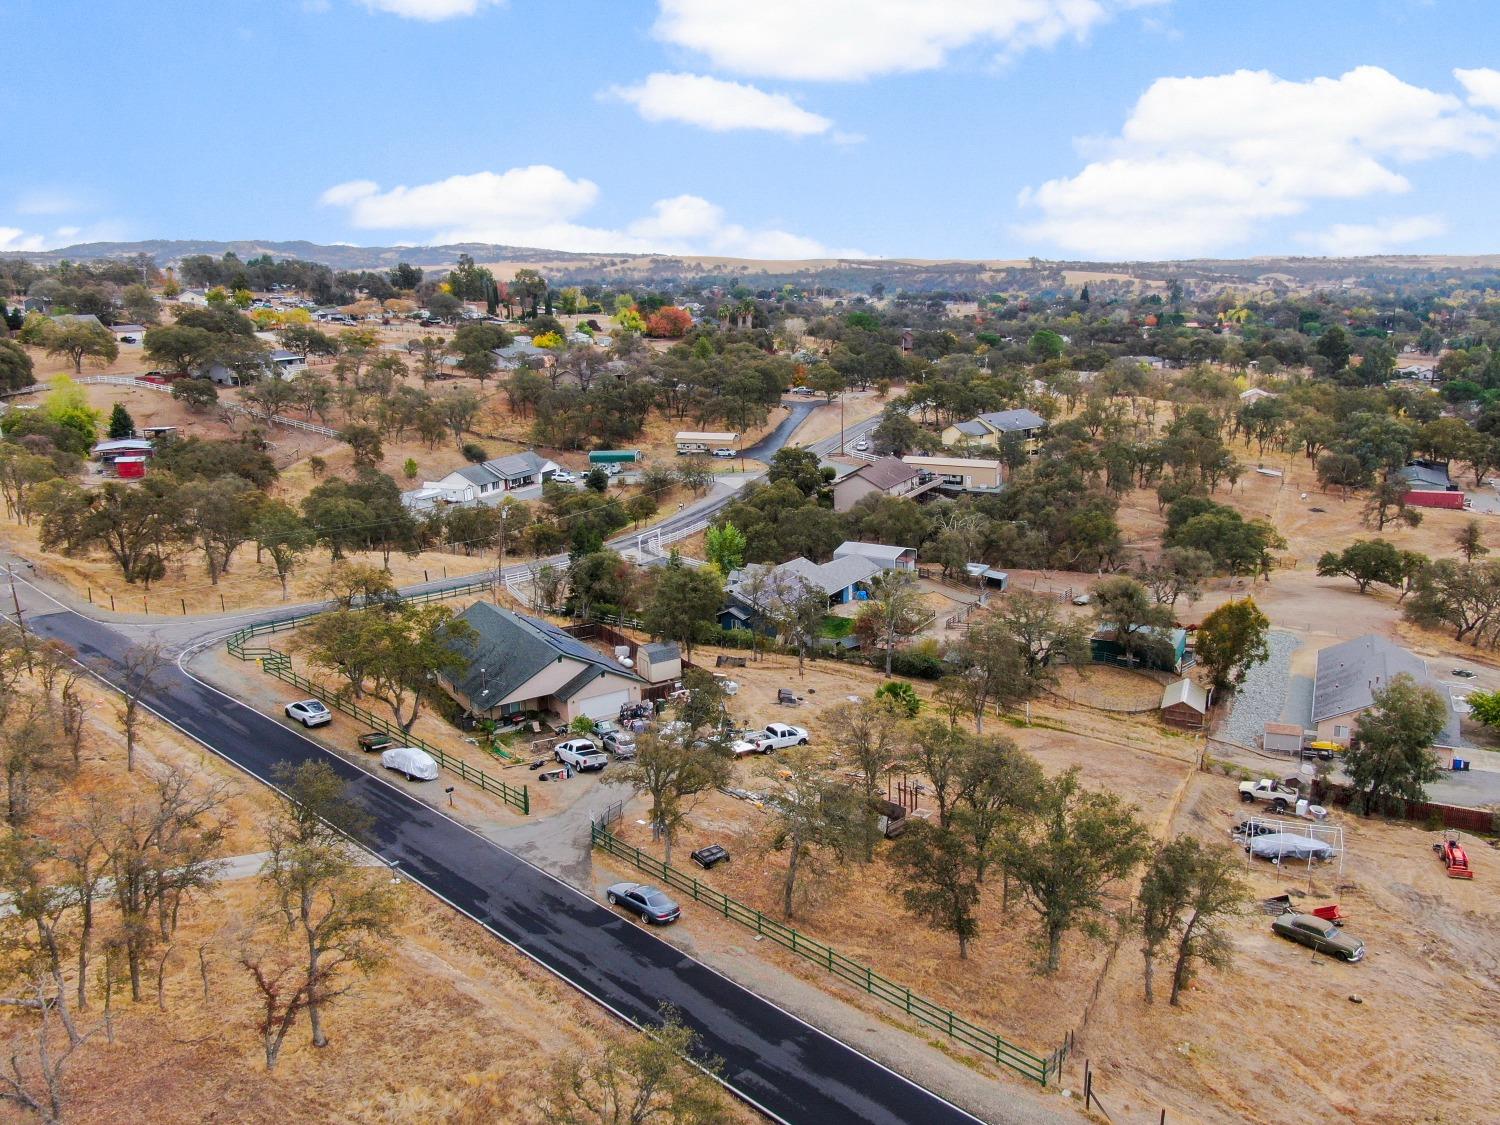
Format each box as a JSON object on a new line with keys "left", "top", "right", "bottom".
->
{"left": 1238, "top": 777, "right": 1305, "bottom": 812}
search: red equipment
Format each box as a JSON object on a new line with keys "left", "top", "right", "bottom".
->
{"left": 1312, "top": 904, "right": 1347, "bottom": 924}
{"left": 1434, "top": 832, "right": 1474, "bottom": 879}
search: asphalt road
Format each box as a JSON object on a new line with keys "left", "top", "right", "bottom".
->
{"left": 31, "top": 603, "right": 986, "bottom": 1125}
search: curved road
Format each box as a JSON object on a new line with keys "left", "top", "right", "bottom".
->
{"left": 23, "top": 597, "right": 985, "bottom": 1125}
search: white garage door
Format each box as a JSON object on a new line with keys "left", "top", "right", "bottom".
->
{"left": 579, "top": 690, "right": 631, "bottom": 721}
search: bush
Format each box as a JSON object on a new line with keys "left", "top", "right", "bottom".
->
{"left": 462, "top": 442, "right": 489, "bottom": 463}
{"left": 884, "top": 651, "right": 945, "bottom": 680}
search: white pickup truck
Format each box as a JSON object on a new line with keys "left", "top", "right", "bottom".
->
{"left": 731, "top": 722, "right": 810, "bottom": 756}
{"left": 555, "top": 737, "right": 608, "bottom": 772}
{"left": 1238, "top": 778, "right": 1304, "bottom": 812}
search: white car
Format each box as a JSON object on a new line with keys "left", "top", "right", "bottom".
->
{"left": 854, "top": 439, "right": 869, "bottom": 451}
{"left": 381, "top": 746, "right": 439, "bottom": 781}
{"left": 285, "top": 699, "right": 332, "bottom": 727}
{"left": 551, "top": 470, "right": 576, "bottom": 484}
{"left": 555, "top": 737, "right": 608, "bottom": 772}
{"left": 712, "top": 448, "right": 736, "bottom": 458}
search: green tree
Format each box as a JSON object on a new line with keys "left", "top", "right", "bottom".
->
{"left": 43, "top": 319, "right": 118, "bottom": 373}
{"left": 305, "top": 604, "right": 472, "bottom": 732}
{"left": 1455, "top": 519, "right": 1488, "bottom": 563}
{"left": 33, "top": 476, "right": 184, "bottom": 584}
{"left": 999, "top": 768, "right": 1148, "bottom": 972}
{"left": 1193, "top": 597, "right": 1269, "bottom": 695}
{"left": 763, "top": 748, "right": 864, "bottom": 918}
{"left": 991, "top": 589, "right": 1091, "bottom": 696}
{"left": 1345, "top": 673, "right": 1448, "bottom": 813}
{"left": 0, "top": 338, "right": 34, "bottom": 392}
{"left": 618, "top": 733, "right": 731, "bottom": 865}
{"left": 1093, "top": 575, "right": 1174, "bottom": 667}
{"left": 1137, "top": 837, "right": 1244, "bottom": 1006}
{"left": 1315, "top": 325, "right": 1352, "bottom": 372}
{"left": 704, "top": 522, "right": 747, "bottom": 573}
{"left": 952, "top": 735, "right": 1042, "bottom": 886}
{"left": 1316, "top": 538, "right": 1405, "bottom": 594}
{"left": 252, "top": 500, "right": 313, "bottom": 599}
{"left": 859, "top": 569, "right": 928, "bottom": 676}
{"left": 1362, "top": 474, "right": 1420, "bottom": 532}
{"left": 1465, "top": 689, "right": 1500, "bottom": 727}
{"left": 107, "top": 403, "right": 135, "bottom": 440}
{"left": 170, "top": 377, "right": 218, "bottom": 412}
{"left": 891, "top": 822, "right": 981, "bottom": 958}
{"left": 641, "top": 558, "right": 724, "bottom": 658}
{"left": 1029, "top": 329, "right": 1065, "bottom": 361}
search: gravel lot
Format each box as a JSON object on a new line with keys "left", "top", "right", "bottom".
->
{"left": 1220, "top": 629, "right": 1301, "bottom": 748}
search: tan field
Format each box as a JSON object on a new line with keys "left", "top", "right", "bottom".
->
{"left": 4, "top": 659, "right": 750, "bottom": 1125}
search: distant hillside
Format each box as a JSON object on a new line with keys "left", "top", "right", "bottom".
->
{"left": 6, "top": 238, "right": 1500, "bottom": 294}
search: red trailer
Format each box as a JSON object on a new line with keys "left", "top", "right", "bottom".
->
{"left": 115, "top": 456, "right": 146, "bottom": 479}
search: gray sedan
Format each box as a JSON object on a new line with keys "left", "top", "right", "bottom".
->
{"left": 605, "top": 882, "right": 681, "bottom": 925}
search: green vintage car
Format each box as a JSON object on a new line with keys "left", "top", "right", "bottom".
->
{"left": 1271, "top": 913, "right": 1366, "bottom": 962}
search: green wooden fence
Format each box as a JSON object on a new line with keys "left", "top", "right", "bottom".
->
{"left": 590, "top": 822, "right": 1063, "bottom": 1085}
{"left": 224, "top": 606, "right": 530, "bottom": 815}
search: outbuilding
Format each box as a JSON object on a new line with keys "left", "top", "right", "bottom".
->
{"left": 636, "top": 642, "right": 682, "bottom": 684}
{"left": 1262, "top": 721, "right": 1305, "bottom": 755}
{"left": 1160, "top": 679, "right": 1211, "bottom": 729}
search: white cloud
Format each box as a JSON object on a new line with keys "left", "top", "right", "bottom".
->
{"left": 1018, "top": 66, "right": 1500, "bottom": 258}
{"left": 608, "top": 72, "right": 832, "bottom": 136}
{"left": 652, "top": 0, "right": 1162, "bottom": 82}
{"left": 1456, "top": 67, "right": 1500, "bottom": 110}
{"left": 358, "top": 0, "right": 501, "bottom": 20}
{"left": 320, "top": 166, "right": 862, "bottom": 258}
{"left": 0, "top": 227, "right": 49, "bottom": 253}
{"left": 1298, "top": 214, "right": 1448, "bottom": 256}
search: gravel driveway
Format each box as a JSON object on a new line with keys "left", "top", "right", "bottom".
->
{"left": 1220, "top": 629, "right": 1301, "bottom": 748}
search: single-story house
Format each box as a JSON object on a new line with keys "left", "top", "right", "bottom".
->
{"left": 1311, "top": 634, "right": 1464, "bottom": 756}
{"left": 21, "top": 296, "right": 52, "bottom": 314}
{"left": 1160, "top": 679, "right": 1211, "bottom": 729}
{"left": 438, "top": 602, "right": 643, "bottom": 725}
{"left": 175, "top": 290, "right": 209, "bottom": 307}
{"left": 901, "top": 454, "right": 1003, "bottom": 491}
{"left": 422, "top": 452, "right": 558, "bottom": 504}
{"left": 493, "top": 336, "right": 552, "bottom": 369}
{"left": 1400, "top": 460, "right": 1464, "bottom": 510}
{"left": 940, "top": 407, "right": 1047, "bottom": 450}
{"left": 1091, "top": 625, "right": 1193, "bottom": 674}
{"left": 721, "top": 554, "right": 883, "bottom": 630}
{"left": 833, "top": 541, "right": 917, "bottom": 572}
{"left": 110, "top": 323, "right": 148, "bottom": 345}
{"left": 636, "top": 642, "right": 682, "bottom": 685}
{"left": 832, "top": 456, "right": 937, "bottom": 513}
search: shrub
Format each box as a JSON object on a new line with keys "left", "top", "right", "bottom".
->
{"left": 885, "top": 651, "right": 945, "bottom": 680}
{"left": 462, "top": 442, "right": 489, "bottom": 463}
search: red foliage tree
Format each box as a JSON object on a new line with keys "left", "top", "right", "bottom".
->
{"left": 645, "top": 307, "right": 693, "bottom": 338}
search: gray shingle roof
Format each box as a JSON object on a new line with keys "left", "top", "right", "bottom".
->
{"left": 640, "top": 642, "right": 680, "bottom": 661}
{"left": 1312, "top": 635, "right": 1430, "bottom": 722}
{"left": 443, "top": 602, "right": 639, "bottom": 710}
{"left": 454, "top": 464, "right": 499, "bottom": 487}
{"left": 1400, "top": 462, "right": 1452, "bottom": 489}
{"left": 728, "top": 555, "right": 880, "bottom": 599}
{"left": 834, "top": 541, "right": 913, "bottom": 564}
{"left": 976, "top": 408, "right": 1047, "bottom": 434}
{"left": 952, "top": 420, "right": 989, "bottom": 437}
{"left": 484, "top": 451, "right": 543, "bottom": 479}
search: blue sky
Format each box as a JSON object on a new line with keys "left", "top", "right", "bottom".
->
{"left": 4, "top": 0, "right": 1500, "bottom": 261}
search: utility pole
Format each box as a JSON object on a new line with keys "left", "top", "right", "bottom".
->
{"left": 7, "top": 565, "right": 23, "bottom": 636}
{"left": 495, "top": 505, "right": 510, "bottom": 606}
{"left": 838, "top": 392, "right": 846, "bottom": 455}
